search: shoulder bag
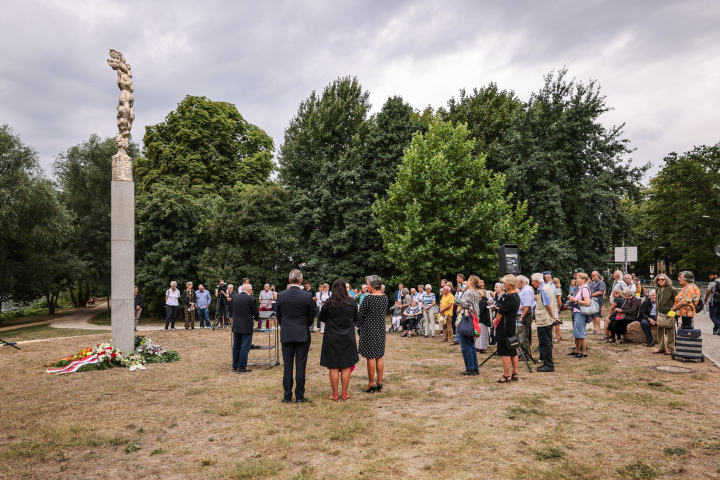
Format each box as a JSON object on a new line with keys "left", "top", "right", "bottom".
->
{"left": 457, "top": 311, "right": 474, "bottom": 337}
{"left": 504, "top": 309, "right": 519, "bottom": 349}
{"left": 578, "top": 285, "right": 599, "bottom": 316}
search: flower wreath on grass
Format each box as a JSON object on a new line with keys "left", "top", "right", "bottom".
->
{"left": 46, "top": 336, "right": 179, "bottom": 374}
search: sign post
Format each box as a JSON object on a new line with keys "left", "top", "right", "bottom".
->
{"left": 614, "top": 246, "right": 638, "bottom": 274}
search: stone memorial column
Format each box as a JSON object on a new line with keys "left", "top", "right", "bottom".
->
{"left": 108, "top": 50, "right": 135, "bottom": 355}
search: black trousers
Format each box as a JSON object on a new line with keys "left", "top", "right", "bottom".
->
{"left": 537, "top": 325, "right": 554, "bottom": 369}
{"left": 165, "top": 305, "right": 178, "bottom": 329}
{"left": 281, "top": 342, "right": 310, "bottom": 401}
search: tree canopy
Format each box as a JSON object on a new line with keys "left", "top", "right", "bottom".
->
{"left": 135, "top": 95, "right": 274, "bottom": 193}
{"left": 373, "top": 120, "right": 536, "bottom": 284}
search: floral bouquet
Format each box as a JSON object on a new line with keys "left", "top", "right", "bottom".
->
{"left": 46, "top": 337, "right": 179, "bottom": 374}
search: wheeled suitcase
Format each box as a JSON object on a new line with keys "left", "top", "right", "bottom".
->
{"left": 673, "top": 327, "right": 704, "bottom": 362}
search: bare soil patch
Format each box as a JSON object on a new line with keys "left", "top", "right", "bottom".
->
{"left": 1, "top": 326, "right": 719, "bottom": 479}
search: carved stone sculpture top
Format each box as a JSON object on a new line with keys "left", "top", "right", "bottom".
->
{"left": 107, "top": 49, "right": 135, "bottom": 181}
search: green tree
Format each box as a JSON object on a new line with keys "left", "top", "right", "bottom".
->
{"left": 277, "top": 77, "right": 373, "bottom": 285}
{"left": 636, "top": 143, "right": 720, "bottom": 273}
{"left": 0, "top": 125, "right": 72, "bottom": 316}
{"left": 136, "top": 95, "right": 274, "bottom": 193}
{"left": 53, "top": 134, "right": 140, "bottom": 305}
{"left": 498, "top": 70, "right": 647, "bottom": 278}
{"left": 440, "top": 83, "right": 524, "bottom": 170}
{"left": 135, "top": 182, "right": 214, "bottom": 315}
{"left": 372, "top": 120, "right": 536, "bottom": 285}
{"left": 195, "top": 183, "right": 299, "bottom": 290}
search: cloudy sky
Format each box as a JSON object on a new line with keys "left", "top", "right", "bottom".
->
{"left": 1, "top": 0, "right": 719, "bottom": 178}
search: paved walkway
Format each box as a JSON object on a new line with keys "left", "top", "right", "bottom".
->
{"left": 693, "top": 310, "right": 720, "bottom": 368}
{"left": 0, "top": 302, "right": 108, "bottom": 333}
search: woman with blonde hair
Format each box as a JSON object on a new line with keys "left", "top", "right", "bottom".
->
{"left": 493, "top": 275, "right": 520, "bottom": 383}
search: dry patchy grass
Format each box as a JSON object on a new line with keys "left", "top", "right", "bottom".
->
{"left": 0, "top": 325, "right": 719, "bottom": 479}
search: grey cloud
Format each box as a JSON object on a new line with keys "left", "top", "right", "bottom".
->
{"left": 0, "top": 0, "right": 718, "bottom": 179}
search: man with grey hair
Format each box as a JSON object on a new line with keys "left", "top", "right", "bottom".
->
{"left": 532, "top": 273, "right": 557, "bottom": 372}
{"left": 231, "top": 283, "right": 259, "bottom": 374}
{"left": 516, "top": 275, "right": 535, "bottom": 357}
{"left": 276, "top": 269, "right": 315, "bottom": 403}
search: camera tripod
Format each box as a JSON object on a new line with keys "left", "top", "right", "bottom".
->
{"left": 478, "top": 343, "right": 535, "bottom": 373}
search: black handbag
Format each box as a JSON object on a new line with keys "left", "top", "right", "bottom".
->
{"left": 505, "top": 313, "right": 519, "bottom": 349}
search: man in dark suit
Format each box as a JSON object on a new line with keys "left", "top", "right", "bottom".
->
{"left": 231, "top": 283, "right": 260, "bottom": 374}
{"left": 276, "top": 269, "right": 315, "bottom": 403}
{"left": 394, "top": 283, "right": 404, "bottom": 303}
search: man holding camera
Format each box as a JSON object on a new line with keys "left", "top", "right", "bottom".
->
{"left": 216, "top": 280, "right": 229, "bottom": 328}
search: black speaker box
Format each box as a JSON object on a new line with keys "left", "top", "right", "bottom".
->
{"left": 498, "top": 244, "right": 521, "bottom": 276}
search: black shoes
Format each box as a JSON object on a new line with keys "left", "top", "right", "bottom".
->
{"left": 295, "top": 398, "right": 306, "bottom": 404}
{"left": 573, "top": 354, "right": 588, "bottom": 359}
{"left": 647, "top": 340, "right": 656, "bottom": 348}
{"left": 537, "top": 365, "right": 555, "bottom": 372}
{"left": 281, "top": 398, "right": 292, "bottom": 404}
{"left": 236, "top": 368, "right": 252, "bottom": 374}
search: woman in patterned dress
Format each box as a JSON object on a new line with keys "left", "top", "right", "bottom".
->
{"left": 358, "top": 275, "right": 388, "bottom": 393}
{"left": 673, "top": 270, "right": 701, "bottom": 329}
{"left": 181, "top": 281, "right": 197, "bottom": 330}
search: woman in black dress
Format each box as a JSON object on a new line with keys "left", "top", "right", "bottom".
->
{"left": 320, "top": 278, "right": 360, "bottom": 401}
{"left": 358, "top": 274, "right": 388, "bottom": 393}
{"left": 493, "top": 275, "right": 520, "bottom": 383}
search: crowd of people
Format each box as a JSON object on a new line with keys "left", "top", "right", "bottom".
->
{"left": 134, "top": 265, "right": 717, "bottom": 401}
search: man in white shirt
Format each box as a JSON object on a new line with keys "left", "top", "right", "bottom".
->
{"left": 516, "top": 275, "right": 535, "bottom": 357}
{"left": 259, "top": 284, "right": 275, "bottom": 329}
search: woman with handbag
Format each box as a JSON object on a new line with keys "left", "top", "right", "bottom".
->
{"left": 567, "top": 272, "right": 593, "bottom": 358}
{"left": 608, "top": 288, "right": 641, "bottom": 344}
{"left": 653, "top": 274, "right": 677, "bottom": 355}
{"left": 672, "top": 271, "right": 701, "bottom": 330}
{"left": 493, "top": 275, "right": 521, "bottom": 383}
{"left": 456, "top": 275, "right": 483, "bottom": 375}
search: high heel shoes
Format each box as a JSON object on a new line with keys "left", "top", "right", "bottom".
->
{"left": 365, "top": 385, "right": 376, "bottom": 393}
{"left": 376, "top": 384, "right": 382, "bottom": 392}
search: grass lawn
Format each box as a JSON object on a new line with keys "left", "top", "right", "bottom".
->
{"left": 0, "top": 324, "right": 109, "bottom": 343}
{"left": 0, "top": 322, "right": 718, "bottom": 479}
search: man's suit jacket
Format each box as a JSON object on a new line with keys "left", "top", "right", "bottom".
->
{"left": 276, "top": 285, "right": 315, "bottom": 343}
{"left": 231, "top": 292, "right": 259, "bottom": 334}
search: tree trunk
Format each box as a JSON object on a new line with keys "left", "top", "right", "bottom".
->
{"left": 68, "top": 285, "right": 78, "bottom": 308}
{"left": 435, "top": 271, "right": 442, "bottom": 290}
{"left": 46, "top": 293, "right": 56, "bottom": 314}
{"left": 79, "top": 281, "right": 90, "bottom": 307}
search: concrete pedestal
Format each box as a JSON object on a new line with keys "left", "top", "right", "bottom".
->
{"left": 111, "top": 180, "right": 135, "bottom": 355}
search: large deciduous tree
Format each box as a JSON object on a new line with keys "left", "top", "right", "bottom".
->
{"left": 53, "top": 134, "right": 140, "bottom": 305}
{"left": 500, "top": 70, "right": 646, "bottom": 277}
{"left": 136, "top": 95, "right": 274, "bottom": 193}
{"left": 195, "top": 183, "right": 299, "bottom": 290}
{"left": 636, "top": 143, "right": 720, "bottom": 273}
{"left": 135, "top": 182, "right": 214, "bottom": 316}
{"left": 0, "top": 125, "right": 76, "bottom": 316}
{"left": 372, "top": 120, "right": 536, "bottom": 284}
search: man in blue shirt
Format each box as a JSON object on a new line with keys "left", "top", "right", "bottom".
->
{"left": 195, "top": 284, "right": 212, "bottom": 328}
{"left": 516, "top": 275, "right": 535, "bottom": 356}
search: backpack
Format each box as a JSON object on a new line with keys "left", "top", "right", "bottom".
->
{"left": 712, "top": 280, "right": 720, "bottom": 304}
